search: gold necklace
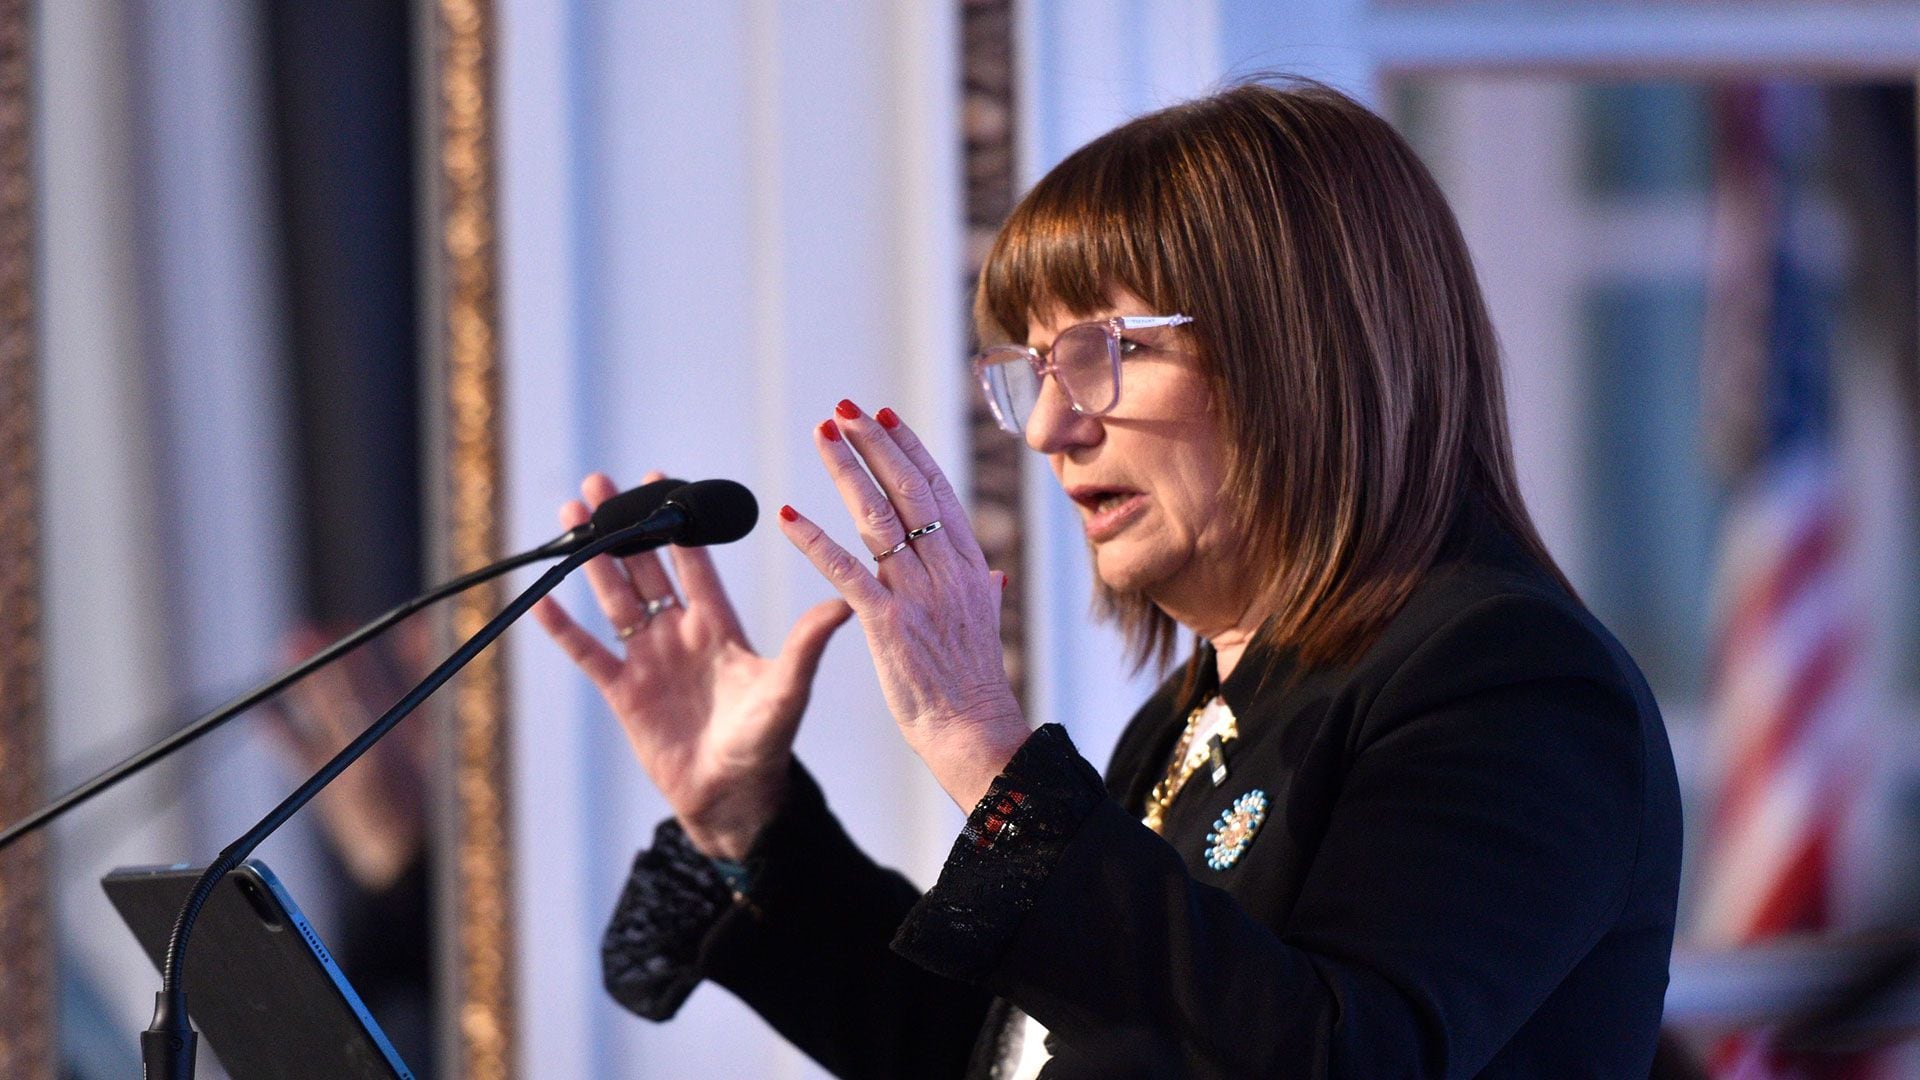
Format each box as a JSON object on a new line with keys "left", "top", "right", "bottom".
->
{"left": 1142, "top": 695, "right": 1237, "bottom": 835}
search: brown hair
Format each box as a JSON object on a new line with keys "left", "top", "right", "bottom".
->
{"left": 974, "top": 77, "right": 1575, "bottom": 674}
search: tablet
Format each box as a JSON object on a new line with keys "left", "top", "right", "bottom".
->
{"left": 103, "top": 860, "right": 415, "bottom": 1080}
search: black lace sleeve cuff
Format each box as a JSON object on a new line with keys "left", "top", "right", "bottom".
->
{"left": 600, "top": 815, "right": 735, "bottom": 1020}
{"left": 890, "top": 723, "right": 1108, "bottom": 983}
{"left": 601, "top": 762, "right": 842, "bottom": 1020}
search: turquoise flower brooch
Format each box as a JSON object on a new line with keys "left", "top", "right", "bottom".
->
{"left": 1204, "top": 789, "right": 1269, "bottom": 870}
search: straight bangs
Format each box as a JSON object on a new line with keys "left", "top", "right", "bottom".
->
{"left": 974, "top": 127, "right": 1186, "bottom": 348}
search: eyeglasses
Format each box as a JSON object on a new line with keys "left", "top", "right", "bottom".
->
{"left": 971, "top": 314, "right": 1194, "bottom": 436}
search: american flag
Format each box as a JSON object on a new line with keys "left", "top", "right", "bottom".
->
{"left": 1692, "top": 84, "right": 1874, "bottom": 1077}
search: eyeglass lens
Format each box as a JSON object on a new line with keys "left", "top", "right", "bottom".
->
{"left": 978, "top": 322, "right": 1117, "bottom": 434}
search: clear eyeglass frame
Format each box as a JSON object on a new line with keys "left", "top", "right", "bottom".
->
{"left": 971, "top": 314, "right": 1194, "bottom": 436}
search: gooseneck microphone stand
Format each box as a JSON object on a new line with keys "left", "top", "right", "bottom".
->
{"left": 0, "top": 545, "right": 553, "bottom": 853}
{"left": 0, "top": 477, "right": 681, "bottom": 853}
{"left": 142, "top": 517, "right": 657, "bottom": 1079}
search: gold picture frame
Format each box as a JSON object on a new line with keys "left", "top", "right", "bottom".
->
{"left": 425, "top": 0, "right": 516, "bottom": 1075}
{"left": 0, "top": 0, "right": 48, "bottom": 1075}
{"left": 964, "top": 0, "right": 1029, "bottom": 708}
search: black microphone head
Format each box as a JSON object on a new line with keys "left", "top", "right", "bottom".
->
{"left": 663, "top": 479, "right": 758, "bottom": 547}
{"left": 594, "top": 477, "right": 689, "bottom": 556}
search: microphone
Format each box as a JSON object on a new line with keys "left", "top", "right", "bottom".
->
{"left": 144, "top": 480, "right": 760, "bottom": 1078}
{"left": 535, "top": 475, "right": 688, "bottom": 557}
{"left": 0, "top": 477, "right": 685, "bottom": 852}
{"left": 631, "top": 478, "right": 759, "bottom": 547}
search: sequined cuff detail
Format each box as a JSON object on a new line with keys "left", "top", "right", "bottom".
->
{"left": 601, "top": 816, "right": 734, "bottom": 1020}
{"left": 891, "top": 723, "right": 1107, "bottom": 982}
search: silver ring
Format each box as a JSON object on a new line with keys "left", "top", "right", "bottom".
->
{"left": 617, "top": 595, "right": 681, "bottom": 638}
{"left": 872, "top": 538, "right": 910, "bottom": 563}
{"left": 904, "top": 520, "right": 944, "bottom": 541}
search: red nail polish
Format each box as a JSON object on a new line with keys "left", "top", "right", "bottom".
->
{"left": 818, "top": 419, "right": 842, "bottom": 442}
{"left": 836, "top": 398, "right": 861, "bottom": 419}
{"left": 1001, "top": 573, "right": 1011, "bottom": 590}
{"left": 779, "top": 504, "right": 798, "bottom": 522}
{"left": 876, "top": 407, "right": 899, "bottom": 430}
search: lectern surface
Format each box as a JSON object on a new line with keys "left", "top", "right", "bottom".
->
{"left": 104, "top": 860, "right": 414, "bottom": 1080}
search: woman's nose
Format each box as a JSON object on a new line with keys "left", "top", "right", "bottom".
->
{"left": 1024, "top": 374, "right": 1101, "bottom": 453}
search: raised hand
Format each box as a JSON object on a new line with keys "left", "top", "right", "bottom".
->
{"left": 776, "top": 402, "right": 1029, "bottom": 810}
{"left": 531, "top": 471, "right": 853, "bottom": 860}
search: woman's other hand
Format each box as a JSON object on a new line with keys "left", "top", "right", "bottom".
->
{"left": 778, "top": 402, "right": 1030, "bottom": 810}
{"left": 531, "top": 471, "right": 853, "bottom": 861}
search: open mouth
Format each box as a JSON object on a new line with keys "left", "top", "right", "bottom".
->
{"left": 1067, "top": 485, "right": 1146, "bottom": 540}
{"left": 1068, "top": 485, "right": 1138, "bottom": 511}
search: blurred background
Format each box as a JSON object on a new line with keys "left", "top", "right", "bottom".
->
{"left": 3, "top": 1, "right": 1916, "bottom": 1077}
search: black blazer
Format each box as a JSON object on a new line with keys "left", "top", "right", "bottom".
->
{"left": 602, "top": 506, "right": 1683, "bottom": 1078}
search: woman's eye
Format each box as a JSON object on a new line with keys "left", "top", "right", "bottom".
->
{"left": 1117, "top": 336, "right": 1144, "bottom": 357}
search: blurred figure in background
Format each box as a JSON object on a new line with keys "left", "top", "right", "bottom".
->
{"left": 268, "top": 620, "right": 435, "bottom": 1078}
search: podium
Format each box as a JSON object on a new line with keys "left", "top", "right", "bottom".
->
{"left": 104, "top": 860, "right": 415, "bottom": 1080}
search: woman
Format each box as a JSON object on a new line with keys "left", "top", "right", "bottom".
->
{"left": 533, "top": 79, "right": 1682, "bottom": 1078}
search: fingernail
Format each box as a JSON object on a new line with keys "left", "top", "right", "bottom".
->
{"left": 779, "top": 504, "right": 798, "bottom": 522}
{"left": 876, "top": 407, "right": 899, "bottom": 430}
{"left": 1001, "top": 573, "right": 1011, "bottom": 590}
{"left": 818, "top": 419, "right": 843, "bottom": 442}
{"left": 836, "top": 398, "right": 861, "bottom": 419}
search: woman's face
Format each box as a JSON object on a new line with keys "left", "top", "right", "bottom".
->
{"left": 1025, "top": 291, "right": 1243, "bottom": 616}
